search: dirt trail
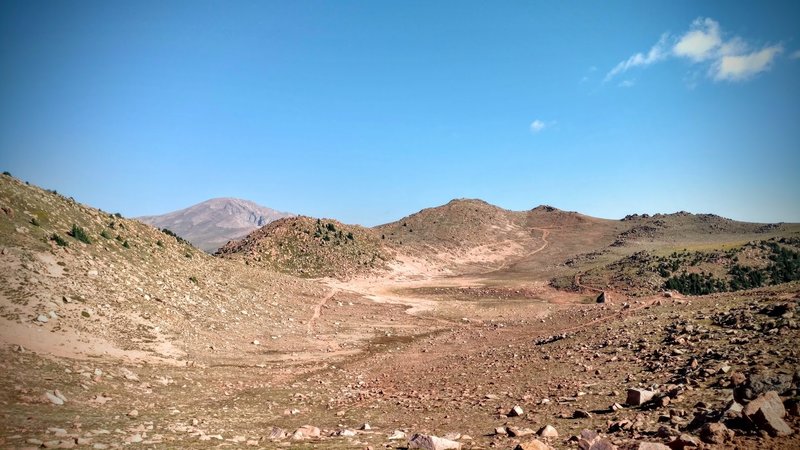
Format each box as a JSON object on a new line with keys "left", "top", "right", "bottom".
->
{"left": 306, "top": 288, "right": 338, "bottom": 334}
{"left": 487, "top": 227, "right": 550, "bottom": 273}
{"left": 574, "top": 273, "right": 603, "bottom": 293}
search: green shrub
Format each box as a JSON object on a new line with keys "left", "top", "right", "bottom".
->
{"left": 100, "top": 229, "right": 112, "bottom": 239}
{"left": 122, "top": 240, "right": 130, "bottom": 248}
{"left": 50, "top": 234, "right": 68, "bottom": 247}
{"left": 156, "top": 240, "right": 164, "bottom": 247}
{"left": 189, "top": 276, "right": 198, "bottom": 284}
{"left": 30, "top": 217, "right": 40, "bottom": 226}
{"left": 69, "top": 224, "right": 92, "bottom": 244}
{"left": 2, "top": 171, "right": 11, "bottom": 176}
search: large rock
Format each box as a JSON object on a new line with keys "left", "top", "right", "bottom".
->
{"left": 597, "top": 291, "right": 609, "bottom": 303}
{"left": 742, "top": 391, "right": 793, "bottom": 437}
{"left": 733, "top": 371, "right": 795, "bottom": 404}
{"left": 408, "top": 433, "right": 461, "bottom": 450}
{"left": 626, "top": 388, "right": 655, "bottom": 406}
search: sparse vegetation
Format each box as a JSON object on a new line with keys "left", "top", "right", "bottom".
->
{"left": 100, "top": 229, "right": 112, "bottom": 239}
{"left": 122, "top": 240, "right": 130, "bottom": 248}
{"left": 50, "top": 233, "right": 68, "bottom": 247}
{"left": 161, "top": 228, "right": 192, "bottom": 246}
{"left": 69, "top": 224, "right": 92, "bottom": 244}
{"left": 662, "top": 241, "right": 799, "bottom": 295}
{"left": 30, "top": 217, "right": 40, "bottom": 227}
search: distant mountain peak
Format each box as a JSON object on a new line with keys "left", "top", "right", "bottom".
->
{"left": 137, "top": 198, "right": 293, "bottom": 253}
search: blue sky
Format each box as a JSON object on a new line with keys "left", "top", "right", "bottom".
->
{"left": 1, "top": 1, "right": 799, "bottom": 225}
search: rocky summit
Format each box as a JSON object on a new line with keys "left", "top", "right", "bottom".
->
{"left": 0, "top": 172, "right": 799, "bottom": 449}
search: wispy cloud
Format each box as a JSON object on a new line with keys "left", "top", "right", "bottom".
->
{"left": 791, "top": 50, "right": 800, "bottom": 60}
{"left": 530, "top": 120, "right": 547, "bottom": 133}
{"left": 605, "top": 34, "right": 669, "bottom": 81}
{"left": 605, "top": 17, "right": 784, "bottom": 85}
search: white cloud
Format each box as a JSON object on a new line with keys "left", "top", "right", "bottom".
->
{"left": 605, "top": 17, "right": 784, "bottom": 85}
{"left": 714, "top": 45, "right": 783, "bottom": 81}
{"left": 618, "top": 80, "right": 635, "bottom": 88}
{"left": 673, "top": 18, "right": 722, "bottom": 61}
{"left": 530, "top": 120, "right": 546, "bottom": 133}
{"left": 605, "top": 34, "right": 669, "bottom": 81}
{"left": 791, "top": 50, "right": 800, "bottom": 60}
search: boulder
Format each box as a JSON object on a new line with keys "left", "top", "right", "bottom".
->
{"left": 626, "top": 388, "right": 655, "bottom": 406}
{"left": 733, "top": 371, "right": 795, "bottom": 404}
{"left": 742, "top": 391, "right": 793, "bottom": 437}
{"left": 407, "top": 434, "right": 461, "bottom": 450}
{"left": 597, "top": 291, "right": 609, "bottom": 303}
{"left": 508, "top": 405, "right": 524, "bottom": 417}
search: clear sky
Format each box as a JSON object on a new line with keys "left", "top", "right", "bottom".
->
{"left": 1, "top": 1, "right": 799, "bottom": 225}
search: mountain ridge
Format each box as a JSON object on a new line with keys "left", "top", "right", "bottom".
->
{"left": 137, "top": 197, "right": 293, "bottom": 253}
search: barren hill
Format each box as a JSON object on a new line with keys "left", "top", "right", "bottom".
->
{"left": 216, "top": 216, "right": 390, "bottom": 278}
{"left": 137, "top": 197, "right": 293, "bottom": 253}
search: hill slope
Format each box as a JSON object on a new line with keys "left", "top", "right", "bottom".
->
{"left": 137, "top": 197, "right": 293, "bottom": 253}
{"left": 0, "top": 174, "right": 324, "bottom": 366}
{"left": 216, "top": 216, "right": 390, "bottom": 279}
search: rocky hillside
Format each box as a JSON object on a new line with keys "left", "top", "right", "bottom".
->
{"left": 137, "top": 197, "right": 293, "bottom": 253}
{"left": 216, "top": 216, "right": 390, "bottom": 279}
{"left": 0, "top": 173, "right": 325, "bottom": 366}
